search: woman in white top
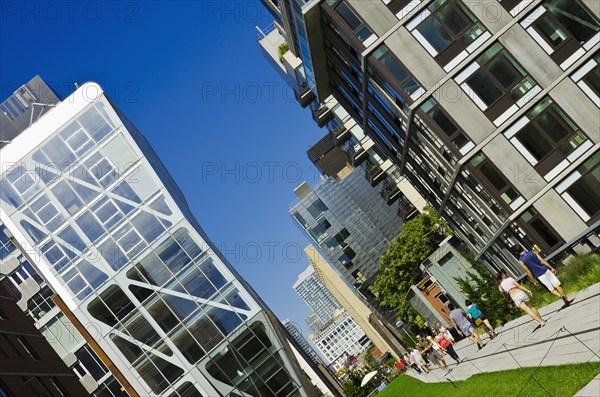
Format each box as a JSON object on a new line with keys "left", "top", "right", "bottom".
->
{"left": 497, "top": 272, "right": 546, "bottom": 326}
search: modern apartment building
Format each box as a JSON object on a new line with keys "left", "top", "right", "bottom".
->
{"left": 0, "top": 280, "right": 90, "bottom": 397}
{"left": 0, "top": 78, "right": 313, "bottom": 396}
{"left": 293, "top": 266, "right": 342, "bottom": 333}
{"left": 309, "top": 310, "right": 369, "bottom": 372}
{"left": 259, "top": 0, "right": 600, "bottom": 275}
{"left": 292, "top": 266, "right": 369, "bottom": 370}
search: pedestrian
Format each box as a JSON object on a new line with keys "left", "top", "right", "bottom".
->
{"left": 437, "top": 322, "right": 455, "bottom": 342}
{"left": 407, "top": 353, "right": 422, "bottom": 374}
{"left": 465, "top": 299, "right": 497, "bottom": 339}
{"left": 411, "top": 348, "right": 429, "bottom": 374}
{"left": 511, "top": 244, "right": 573, "bottom": 306}
{"left": 497, "top": 272, "right": 546, "bottom": 327}
{"left": 425, "top": 336, "right": 448, "bottom": 370}
{"left": 448, "top": 302, "right": 485, "bottom": 349}
{"left": 435, "top": 330, "right": 460, "bottom": 363}
{"left": 416, "top": 335, "right": 433, "bottom": 366}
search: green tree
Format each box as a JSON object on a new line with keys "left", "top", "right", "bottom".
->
{"left": 455, "top": 262, "right": 521, "bottom": 326}
{"left": 341, "top": 369, "right": 371, "bottom": 397}
{"left": 370, "top": 207, "right": 450, "bottom": 325}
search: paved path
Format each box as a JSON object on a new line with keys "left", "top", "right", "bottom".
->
{"left": 406, "top": 282, "right": 600, "bottom": 387}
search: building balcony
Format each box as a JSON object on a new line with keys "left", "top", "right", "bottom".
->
{"left": 366, "top": 163, "right": 385, "bottom": 187}
{"left": 296, "top": 86, "right": 316, "bottom": 108}
{"left": 313, "top": 105, "right": 334, "bottom": 127}
{"left": 398, "top": 194, "right": 418, "bottom": 221}
{"left": 331, "top": 125, "right": 350, "bottom": 146}
{"left": 381, "top": 179, "right": 400, "bottom": 205}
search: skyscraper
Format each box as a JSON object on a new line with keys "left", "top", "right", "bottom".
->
{"left": 293, "top": 266, "right": 341, "bottom": 332}
{"left": 259, "top": 0, "right": 600, "bottom": 274}
{"left": 0, "top": 79, "right": 312, "bottom": 396}
{"left": 290, "top": 164, "right": 404, "bottom": 291}
{"left": 292, "top": 266, "right": 370, "bottom": 371}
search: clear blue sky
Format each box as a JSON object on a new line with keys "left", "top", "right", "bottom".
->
{"left": 1, "top": 1, "right": 321, "bottom": 335}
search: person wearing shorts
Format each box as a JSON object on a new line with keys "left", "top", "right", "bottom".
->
{"left": 497, "top": 272, "right": 546, "bottom": 327}
{"left": 448, "top": 302, "right": 485, "bottom": 349}
{"left": 511, "top": 245, "right": 572, "bottom": 307}
{"left": 465, "top": 300, "right": 497, "bottom": 339}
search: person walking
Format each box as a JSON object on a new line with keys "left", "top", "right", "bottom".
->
{"left": 425, "top": 335, "right": 448, "bottom": 370}
{"left": 448, "top": 302, "right": 485, "bottom": 349}
{"left": 411, "top": 348, "right": 429, "bottom": 374}
{"left": 437, "top": 322, "right": 455, "bottom": 342}
{"left": 497, "top": 272, "right": 546, "bottom": 327}
{"left": 435, "top": 330, "right": 460, "bottom": 364}
{"left": 465, "top": 299, "right": 497, "bottom": 339}
{"left": 511, "top": 244, "right": 572, "bottom": 306}
{"left": 407, "top": 353, "right": 422, "bottom": 374}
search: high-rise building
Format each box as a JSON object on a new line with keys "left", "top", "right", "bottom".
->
{"left": 292, "top": 266, "right": 370, "bottom": 370}
{"left": 0, "top": 78, "right": 312, "bottom": 396}
{"left": 290, "top": 164, "right": 404, "bottom": 291}
{"left": 0, "top": 280, "right": 90, "bottom": 397}
{"left": 259, "top": 0, "right": 600, "bottom": 274}
{"left": 293, "top": 266, "right": 342, "bottom": 332}
{"left": 304, "top": 245, "right": 405, "bottom": 358}
{"left": 309, "top": 310, "right": 369, "bottom": 372}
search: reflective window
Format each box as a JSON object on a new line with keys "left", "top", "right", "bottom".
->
{"left": 410, "top": 0, "right": 486, "bottom": 68}
{"left": 506, "top": 97, "right": 590, "bottom": 177}
{"left": 207, "top": 322, "right": 298, "bottom": 397}
{"left": 556, "top": 154, "right": 600, "bottom": 224}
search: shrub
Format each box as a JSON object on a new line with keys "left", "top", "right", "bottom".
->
{"left": 278, "top": 42, "right": 289, "bottom": 63}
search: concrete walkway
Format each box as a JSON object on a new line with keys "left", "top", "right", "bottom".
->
{"left": 406, "top": 282, "right": 600, "bottom": 388}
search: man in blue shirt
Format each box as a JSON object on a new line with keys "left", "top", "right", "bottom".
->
{"left": 511, "top": 244, "right": 572, "bottom": 307}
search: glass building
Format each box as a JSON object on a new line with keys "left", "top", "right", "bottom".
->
{"left": 290, "top": 166, "right": 404, "bottom": 290}
{"left": 0, "top": 81, "right": 310, "bottom": 397}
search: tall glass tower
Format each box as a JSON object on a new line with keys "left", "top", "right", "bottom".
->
{"left": 0, "top": 81, "right": 310, "bottom": 397}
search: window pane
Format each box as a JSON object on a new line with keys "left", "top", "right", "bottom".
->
{"left": 487, "top": 57, "right": 520, "bottom": 89}
{"left": 530, "top": 218, "right": 560, "bottom": 247}
{"left": 466, "top": 69, "right": 503, "bottom": 106}
{"left": 567, "top": 176, "right": 600, "bottom": 217}
{"left": 336, "top": 2, "right": 362, "bottom": 30}
{"left": 480, "top": 163, "right": 507, "bottom": 191}
{"left": 535, "top": 14, "right": 568, "bottom": 46}
{"left": 438, "top": 4, "right": 468, "bottom": 35}
{"left": 417, "top": 16, "right": 454, "bottom": 52}
{"left": 547, "top": 0, "right": 600, "bottom": 43}
{"left": 538, "top": 111, "right": 570, "bottom": 142}
{"left": 516, "top": 124, "right": 554, "bottom": 160}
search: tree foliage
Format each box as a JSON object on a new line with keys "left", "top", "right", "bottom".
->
{"left": 341, "top": 369, "right": 371, "bottom": 397}
{"left": 455, "top": 262, "right": 521, "bottom": 326}
{"left": 370, "top": 207, "right": 450, "bottom": 324}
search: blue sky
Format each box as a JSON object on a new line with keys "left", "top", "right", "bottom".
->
{"left": 1, "top": 1, "right": 321, "bottom": 335}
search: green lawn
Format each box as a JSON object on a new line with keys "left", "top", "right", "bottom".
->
{"left": 528, "top": 253, "right": 600, "bottom": 309}
{"left": 378, "top": 362, "right": 600, "bottom": 397}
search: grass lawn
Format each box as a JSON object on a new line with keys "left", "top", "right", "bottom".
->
{"left": 528, "top": 253, "right": 600, "bottom": 309}
{"left": 378, "top": 362, "right": 600, "bottom": 397}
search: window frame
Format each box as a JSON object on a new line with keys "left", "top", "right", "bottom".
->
{"left": 516, "top": 208, "right": 565, "bottom": 254}
{"left": 506, "top": 97, "right": 591, "bottom": 178}
{"left": 330, "top": 0, "right": 379, "bottom": 48}
{"left": 522, "top": 0, "right": 600, "bottom": 69}
{"left": 408, "top": 0, "right": 488, "bottom": 69}
{"left": 468, "top": 153, "right": 525, "bottom": 212}
{"left": 457, "top": 43, "right": 539, "bottom": 125}
{"left": 555, "top": 154, "right": 600, "bottom": 225}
